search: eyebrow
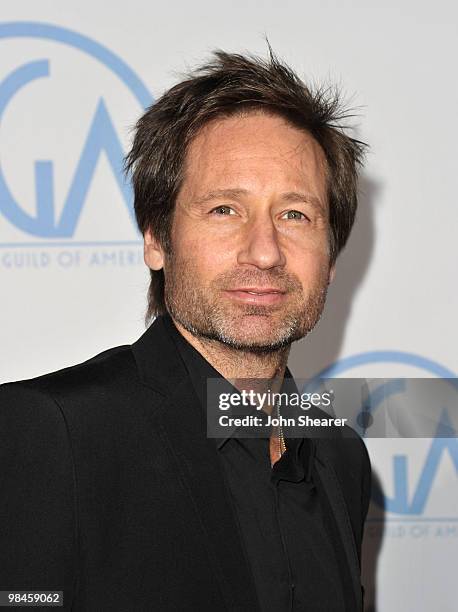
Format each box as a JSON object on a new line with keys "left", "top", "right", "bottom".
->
{"left": 191, "top": 188, "right": 326, "bottom": 213}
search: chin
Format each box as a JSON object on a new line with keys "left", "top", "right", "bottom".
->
{"left": 221, "top": 335, "right": 295, "bottom": 353}
{"left": 217, "top": 318, "right": 299, "bottom": 351}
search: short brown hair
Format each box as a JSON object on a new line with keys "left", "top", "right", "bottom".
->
{"left": 125, "top": 47, "right": 366, "bottom": 322}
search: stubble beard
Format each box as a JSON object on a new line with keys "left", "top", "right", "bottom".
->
{"left": 163, "top": 250, "right": 331, "bottom": 354}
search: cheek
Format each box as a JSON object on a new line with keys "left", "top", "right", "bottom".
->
{"left": 289, "top": 243, "right": 331, "bottom": 284}
{"left": 171, "top": 226, "right": 235, "bottom": 275}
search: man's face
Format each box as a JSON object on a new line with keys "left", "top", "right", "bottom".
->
{"left": 145, "top": 111, "right": 334, "bottom": 352}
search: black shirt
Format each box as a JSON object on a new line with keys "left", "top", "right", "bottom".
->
{"left": 163, "top": 314, "right": 347, "bottom": 611}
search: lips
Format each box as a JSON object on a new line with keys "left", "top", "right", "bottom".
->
{"left": 229, "top": 288, "right": 285, "bottom": 294}
{"left": 224, "top": 288, "right": 286, "bottom": 305}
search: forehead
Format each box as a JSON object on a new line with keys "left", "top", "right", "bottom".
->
{"left": 180, "top": 111, "right": 328, "bottom": 200}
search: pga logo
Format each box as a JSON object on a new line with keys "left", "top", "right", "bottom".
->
{"left": 0, "top": 22, "right": 152, "bottom": 245}
{"left": 319, "top": 351, "right": 458, "bottom": 519}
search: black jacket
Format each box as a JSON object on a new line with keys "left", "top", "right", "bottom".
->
{"left": 0, "top": 315, "right": 371, "bottom": 611}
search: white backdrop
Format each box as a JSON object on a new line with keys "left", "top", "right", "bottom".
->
{"left": 0, "top": 2, "right": 457, "bottom": 610}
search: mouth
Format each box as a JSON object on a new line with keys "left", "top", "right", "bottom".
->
{"left": 224, "top": 288, "right": 287, "bottom": 305}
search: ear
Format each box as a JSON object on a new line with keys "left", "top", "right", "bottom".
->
{"left": 329, "top": 263, "right": 336, "bottom": 283}
{"left": 144, "top": 228, "right": 165, "bottom": 271}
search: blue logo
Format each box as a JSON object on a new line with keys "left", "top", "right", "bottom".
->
{"left": 317, "top": 351, "right": 458, "bottom": 522}
{"left": 0, "top": 22, "right": 153, "bottom": 247}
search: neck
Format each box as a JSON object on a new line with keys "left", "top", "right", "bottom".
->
{"left": 172, "top": 317, "right": 291, "bottom": 396}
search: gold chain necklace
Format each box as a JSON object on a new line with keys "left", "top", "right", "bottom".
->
{"left": 275, "top": 398, "right": 287, "bottom": 457}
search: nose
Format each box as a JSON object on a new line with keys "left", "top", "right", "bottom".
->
{"left": 237, "top": 213, "right": 286, "bottom": 270}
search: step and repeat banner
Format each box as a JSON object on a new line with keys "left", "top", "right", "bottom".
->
{"left": 1, "top": 2, "right": 457, "bottom": 610}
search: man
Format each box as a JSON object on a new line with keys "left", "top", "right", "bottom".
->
{"left": 0, "top": 49, "right": 371, "bottom": 611}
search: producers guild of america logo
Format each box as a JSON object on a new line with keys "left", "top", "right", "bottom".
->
{"left": 0, "top": 22, "right": 153, "bottom": 268}
{"left": 319, "top": 351, "right": 458, "bottom": 540}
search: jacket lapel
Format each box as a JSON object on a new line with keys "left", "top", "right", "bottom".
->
{"left": 313, "top": 441, "right": 363, "bottom": 611}
{"left": 286, "top": 387, "right": 364, "bottom": 609}
{"left": 132, "top": 316, "right": 261, "bottom": 611}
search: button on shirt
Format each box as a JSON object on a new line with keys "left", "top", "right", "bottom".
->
{"left": 163, "top": 314, "right": 348, "bottom": 611}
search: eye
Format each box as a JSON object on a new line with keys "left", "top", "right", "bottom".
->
{"left": 210, "top": 205, "right": 236, "bottom": 215}
{"left": 281, "top": 210, "right": 309, "bottom": 221}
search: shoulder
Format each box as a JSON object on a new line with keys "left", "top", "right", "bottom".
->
{"left": 323, "top": 424, "right": 371, "bottom": 472}
{"left": 314, "top": 421, "right": 372, "bottom": 508}
{"left": 0, "top": 344, "right": 154, "bottom": 487}
{"left": 315, "top": 423, "right": 372, "bottom": 498}
{"left": 1, "top": 343, "right": 136, "bottom": 399}
{"left": 0, "top": 344, "right": 141, "bottom": 432}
